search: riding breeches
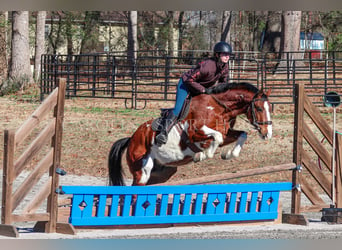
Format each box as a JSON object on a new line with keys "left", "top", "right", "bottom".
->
{"left": 173, "top": 78, "right": 189, "bottom": 116}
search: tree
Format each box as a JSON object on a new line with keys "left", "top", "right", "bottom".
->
{"left": 8, "top": 11, "right": 32, "bottom": 89}
{"left": 315, "top": 11, "right": 342, "bottom": 51}
{"left": 251, "top": 11, "right": 267, "bottom": 51}
{"left": 80, "top": 11, "right": 101, "bottom": 53}
{"left": 46, "top": 11, "right": 63, "bottom": 54}
{"left": 220, "top": 11, "right": 232, "bottom": 42}
{"left": 64, "top": 11, "right": 81, "bottom": 55}
{"left": 0, "top": 11, "right": 8, "bottom": 87}
{"left": 34, "top": 11, "right": 46, "bottom": 82}
{"left": 164, "top": 11, "right": 176, "bottom": 55}
{"left": 177, "top": 11, "right": 185, "bottom": 52}
{"left": 281, "top": 11, "right": 302, "bottom": 56}
{"left": 270, "top": 11, "right": 303, "bottom": 72}
{"left": 261, "top": 11, "right": 282, "bottom": 53}
{"left": 127, "top": 11, "right": 137, "bottom": 67}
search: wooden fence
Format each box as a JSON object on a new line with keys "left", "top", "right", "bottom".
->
{"left": 292, "top": 83, "right": 342, "bottom": 214}
{"left": 0, "top": 79, "right": 74, "bottom": 237}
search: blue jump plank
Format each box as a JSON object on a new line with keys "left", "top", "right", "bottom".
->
{"left": 61, "top": 182, "right": 292, "bottom": 195}
{"left": 61, "top": 182, "right": 292, "bottom": 226}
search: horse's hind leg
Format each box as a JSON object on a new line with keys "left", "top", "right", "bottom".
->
{"left": 147, "top": 162, "right": 177, "bottom": 185}
{"left": 221, "top": 130, "right": 247, "bottom": 160}
{"left": 131, "top": 155, "right": 154, "bottom": 186}
{"left": 130, "top": 155, "right": 177, "bottom": 186}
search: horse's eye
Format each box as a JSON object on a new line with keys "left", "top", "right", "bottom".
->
{"left": 256, "top": 107, "right": 263, "bottom": 112}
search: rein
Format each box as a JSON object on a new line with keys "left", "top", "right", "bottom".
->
{"left": 210, "top": 94, "right": 232, "bottom": 113}
{"left": 208, "top": 90, "right": 272, "bottom": 130}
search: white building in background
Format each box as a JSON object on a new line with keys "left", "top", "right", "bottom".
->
{"left": 299, "top": 32, "right": 325, "bottom": 59}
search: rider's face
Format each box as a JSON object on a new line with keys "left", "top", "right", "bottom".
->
{"left": 219, "top": 52, "right": 230, "bottom": 63}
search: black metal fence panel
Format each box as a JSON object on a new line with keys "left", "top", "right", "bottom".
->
{"left": 40, "top": 50, "right": 342, "bottom": 109}
{"left": 262, "top": 51, "right": 342, "bottom": 105}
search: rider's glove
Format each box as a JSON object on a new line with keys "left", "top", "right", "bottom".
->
{"left": 205, "top": 88, "right": 213, "bottom": 94}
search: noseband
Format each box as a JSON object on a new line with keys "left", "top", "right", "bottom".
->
{"left": 249, "top": 97, "right": 273, "bottom": 130}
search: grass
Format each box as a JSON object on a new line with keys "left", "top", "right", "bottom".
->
{"left": 67, "top": 104, "right": 159, "bottom": 118}
{"left": 7, "top": 83, "right": 41, "bottom": 103}
{"left": 67, "top": 106, "right": 113, "bottom": 114}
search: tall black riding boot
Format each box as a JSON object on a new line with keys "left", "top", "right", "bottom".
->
{"left": 155, "top": 111, "right": 178, "bottom": 146}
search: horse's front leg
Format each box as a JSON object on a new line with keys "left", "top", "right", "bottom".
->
{"left": 221, "top": 130, "right": 247, "bottom": 160}
{"left": 192, "top": 125, "right": 224, "bottom": 162}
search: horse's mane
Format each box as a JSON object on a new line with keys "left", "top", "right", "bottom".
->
{"left": 210, "top": 82, "right": 259, "bottom": 95}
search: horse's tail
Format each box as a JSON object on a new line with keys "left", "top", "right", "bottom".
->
{"left": 108, "top": 137, "right": 130, "bottom": 186}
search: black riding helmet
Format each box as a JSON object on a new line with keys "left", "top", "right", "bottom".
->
{"left": 213, "top": 41, "right": 233, "bottom": 55}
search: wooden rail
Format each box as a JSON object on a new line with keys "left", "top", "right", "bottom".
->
{"left": 293, "top": 83, "right": 342, "bottom": 213}
{"left": 155, "top": 163, "right": 297, "bottom": 186}
{"left": 0, "top": 79, "right": 75, "bottom": 237}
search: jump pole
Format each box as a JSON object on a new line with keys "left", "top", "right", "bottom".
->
{"left": 154, "top": 163, "right": 297, "bottom": 186}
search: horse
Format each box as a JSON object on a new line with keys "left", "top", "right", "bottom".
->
{"left": 108, "top": 82, "right": 272, "bottom": 186}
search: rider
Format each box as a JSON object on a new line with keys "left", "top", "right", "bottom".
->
{"left": 155, "top": 41, "right": 233, "bottom": 146}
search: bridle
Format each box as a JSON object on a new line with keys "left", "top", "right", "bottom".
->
{"left": 209, "top": 91, "right": 272, "bottom": 131}
{"left": 248, "top": 97, "right": 273, "bottom": 131}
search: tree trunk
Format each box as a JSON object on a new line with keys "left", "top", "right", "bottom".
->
{"left": 9, "top": 11, "right": 32, "bottom": 88}
{"left": 80, "top": 11, "right": 101, "bottom": 54}
{"left": 177, "top": 11, "right": 185, "bottom": 52}
{"left": 274, "top": 11, "right": 302, "bottom": 73}
{"left": 261, "top": 11, "right": 282, "bottom": 53}
{"left": 220, "top": 11, "right": 232, "bottom": 42}
{"left": 252, "top": 11, "right": 268, "bottom": 51}
{"left": 65, "top": 11, "right": 74, "bottom": 55}
{"left": 281, "top": 11, "right": 302, "bottom": 57}
{"left": 167, "top": 11, "right": 175, "bottom": 56}
{"left": 0, "top": 11, "right": 8, "bottom": 87}
{"left": 127, "top": 11, "right": 138, "bottom": 68}
{"left": 34, "top": 11, "right": 46, "bottom": 82}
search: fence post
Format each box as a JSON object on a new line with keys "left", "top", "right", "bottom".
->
{"left": 1, "top": 130, "right": 16, "bottom": 225}
{"left": 164, "top": 55, "right": 170, "bottom": 100}
{"left": 45, "top": 78, "right": 66, "bottom": 233}
{"left": 292, "top": 83, "right": 305, "bottom": 214}
{"left": 336, "top": 133, "right": 342, "bottom": 208}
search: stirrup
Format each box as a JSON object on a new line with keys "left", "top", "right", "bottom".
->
{"left": 155, "top": 132, "right": 167, "bottom": 146}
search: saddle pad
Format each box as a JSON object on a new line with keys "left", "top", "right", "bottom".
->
{"left": 151, "top": 95, "right": 192, "bottom": 132}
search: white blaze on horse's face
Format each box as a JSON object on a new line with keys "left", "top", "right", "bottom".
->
{"left": 264, "top": 101, "right": 272, "bottom": 139}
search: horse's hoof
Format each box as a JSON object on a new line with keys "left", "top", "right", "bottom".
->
{"left": 221, "top": 150, "right": 232, "bottom": 160}
{"left": 221, "top": 150, "right": 239, "bottom": 160}
{"left": 193, "top": 153, "right": 201, "bottom": 162}
{"left": 193, "top": 152, "right": 205, "bottom": 162}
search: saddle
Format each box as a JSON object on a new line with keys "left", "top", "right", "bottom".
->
{"left": 152, "top": 95, "right": 192, "bottom": 132}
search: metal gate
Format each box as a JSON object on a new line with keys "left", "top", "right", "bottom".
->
{"left": 40, "top": 50, "right": 342, "bottom": 109}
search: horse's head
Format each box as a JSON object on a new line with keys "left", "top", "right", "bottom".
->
{"left": 246, "top": 89, "right": 272, "bottom": 140}
{"left": 208, "top": 82, "right": 272, "bottom": 140}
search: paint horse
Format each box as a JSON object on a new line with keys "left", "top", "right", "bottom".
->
{"left": 108, "top": 82, "right": 272, "bottom": 186}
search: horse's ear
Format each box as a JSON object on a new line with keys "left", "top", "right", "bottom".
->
{"left": 265, "top": 87, "right": 272, "bottom": 97}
